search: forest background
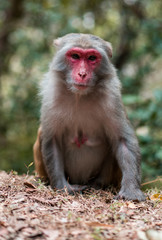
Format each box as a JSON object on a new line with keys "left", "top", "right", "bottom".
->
{"left": 0, "top": 0, "right": 161, "bottom": 181}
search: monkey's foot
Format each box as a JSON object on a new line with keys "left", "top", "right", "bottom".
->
{"left": 116, "top": 188, "right": 146, "bottom": 201}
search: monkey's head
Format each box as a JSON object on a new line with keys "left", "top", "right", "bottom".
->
{"left": 52, "top": 33, "right": 114, "bottom": 94}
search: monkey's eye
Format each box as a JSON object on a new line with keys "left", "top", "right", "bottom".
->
{"left": 71, "top": 54, "right": 80, "bottom": 59}
{"left": 88, "top": 55, "right": 97, "bottom": 61}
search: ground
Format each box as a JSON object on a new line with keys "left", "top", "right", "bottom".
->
{"left": 0, "top": 171, "right": 161, "bottom": 240}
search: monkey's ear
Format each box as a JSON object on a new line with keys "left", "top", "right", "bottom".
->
{"left": 53, "top": 38, "right": 62, "bottom": 47}
{"left": 105, "top": 42, "right": 113, "bottom": 58}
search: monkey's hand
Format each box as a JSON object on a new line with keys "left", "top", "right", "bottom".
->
{"left": 67, "top": 184, "right": 87, "bottom": 194}
{"left": 56, "top": 182, "right": 87, "bottom": 195}
{"left": 116, "top": 187, "right": 146, "bottom": 201}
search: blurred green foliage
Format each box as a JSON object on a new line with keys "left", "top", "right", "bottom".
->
{"left": 0, "top": 0, "right": 161, "bottom": 180}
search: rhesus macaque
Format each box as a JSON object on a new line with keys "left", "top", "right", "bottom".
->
{"left": 34, "top": 33, "right": 145, "bottom": 201}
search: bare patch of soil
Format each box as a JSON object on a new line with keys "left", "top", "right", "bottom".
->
{"left": 0, "top": 171, "right": 161, "bottom": 240}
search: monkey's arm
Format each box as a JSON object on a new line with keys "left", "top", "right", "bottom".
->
{"left": 115, "top": 121, "right": 145, "bottom": 201}
{"left": 33, "top": 127, "right": 48, "bottom": 179}
{"left": 42, "top": 134, "right": 86, "bottom": 193}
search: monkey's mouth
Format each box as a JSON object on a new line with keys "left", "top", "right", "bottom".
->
{"left": 73, "top": 84, "right": 88, "bottom": 90}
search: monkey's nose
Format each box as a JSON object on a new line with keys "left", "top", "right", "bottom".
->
{"left": 78, "top": 72, "right": 87, "bottom": 79}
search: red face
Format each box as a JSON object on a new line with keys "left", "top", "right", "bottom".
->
{"left": 66, "top": 47, "right": 101, "bottom": 90}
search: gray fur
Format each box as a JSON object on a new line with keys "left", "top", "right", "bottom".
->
{"left": 40, "top": 33, "right": 145, "bottom": 200}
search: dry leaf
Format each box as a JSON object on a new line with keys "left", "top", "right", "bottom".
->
{"left": 150, "top": 193, "right": 162, "bottom": 201}
{"left": 24, "top": 181, "right": 36, "bottom": 189}
{"left": 127, "top": 202, "right": 137, "bottom": 209}
{"left": 86, "top": 222, "right": 114, "bottom": 228}
{"left": 0, "top": 171, "right": 161, "bottom": 240}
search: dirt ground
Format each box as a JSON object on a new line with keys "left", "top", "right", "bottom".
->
{"left": 0, "top": 171, "right": 161, "bottom": 240}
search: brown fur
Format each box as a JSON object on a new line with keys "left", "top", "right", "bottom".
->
{"left": 33, "top": 127, "right": 48, "bottom": 179}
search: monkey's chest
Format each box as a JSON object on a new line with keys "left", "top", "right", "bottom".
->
{"left": 64, "top": 130, "right": 108, "bottom": 184}
{"left": 70, "top": 134, "right": 103, "bottom": 148}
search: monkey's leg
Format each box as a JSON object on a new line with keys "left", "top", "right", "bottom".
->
{"left": 42, "top": 137, "right": 87, "bottom": 194}
{"left": 33, "top": 127, "right": 48, "bottom": 179}
{"left": 115, "top": 137, "right": 145, "bottom": 201}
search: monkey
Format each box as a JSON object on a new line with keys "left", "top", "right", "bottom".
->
{"left": 34, "top": 33, "right": 145, "bottom": 201}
